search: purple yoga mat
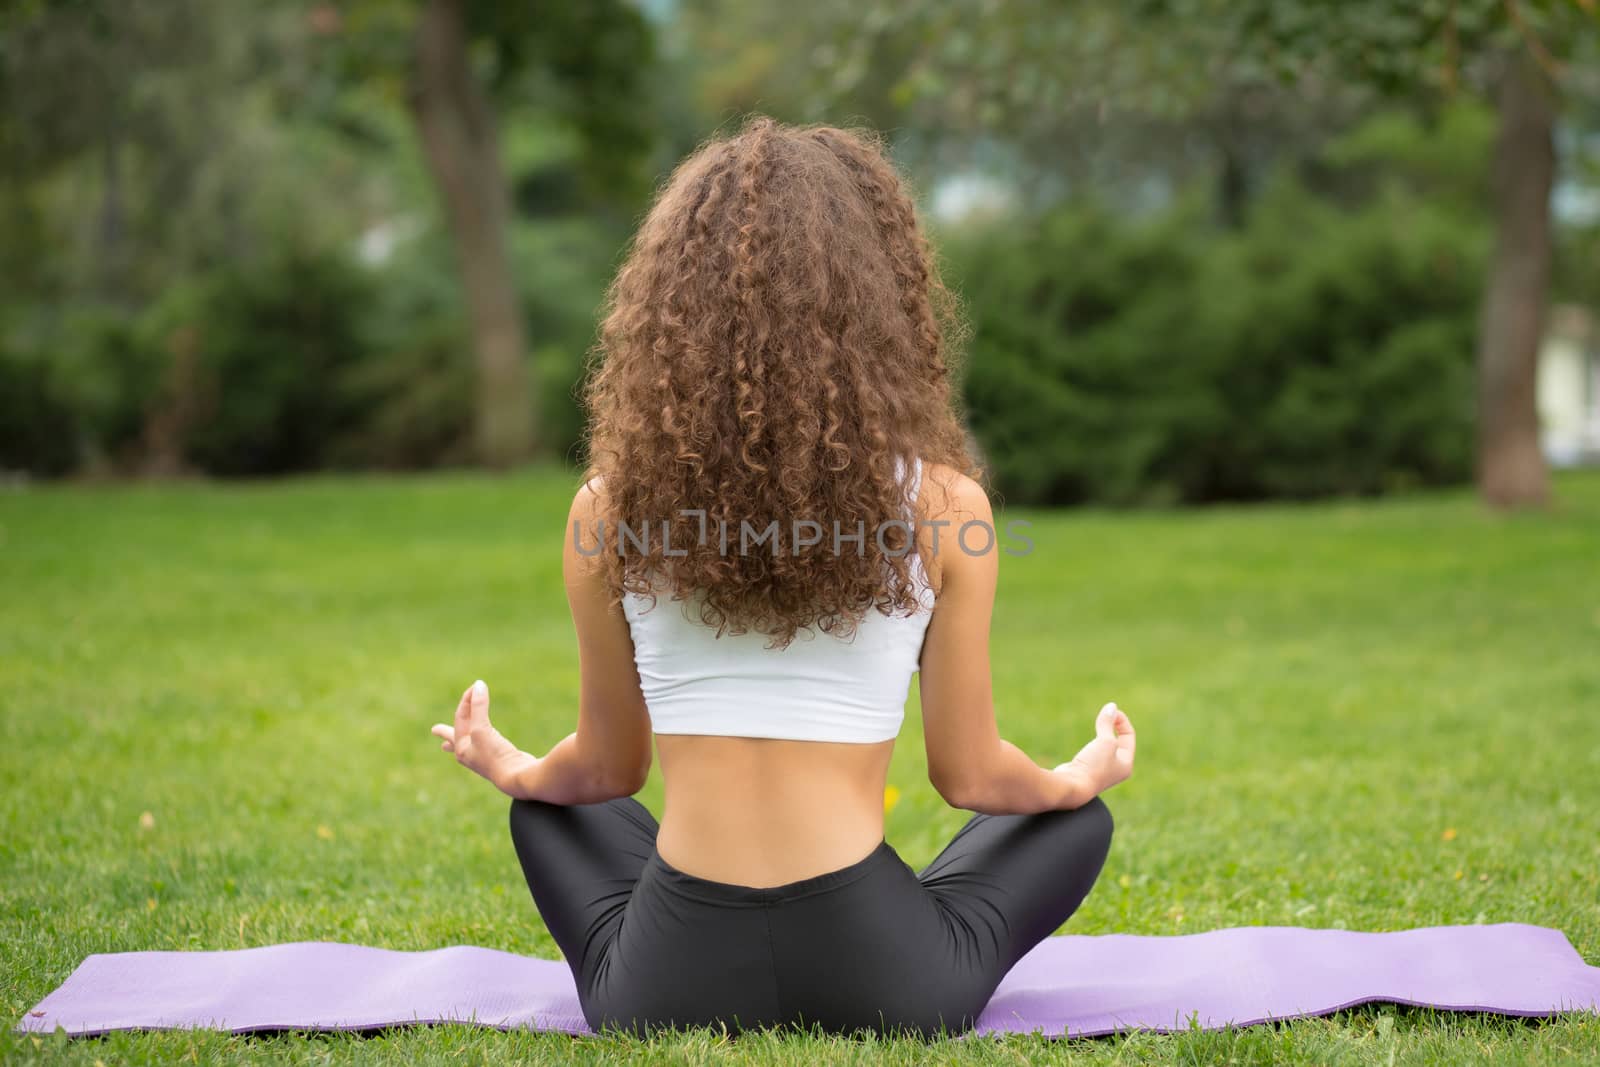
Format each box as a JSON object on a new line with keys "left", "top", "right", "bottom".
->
{"left": 15, "top": 923, "right": 1600, "bottom": 1040}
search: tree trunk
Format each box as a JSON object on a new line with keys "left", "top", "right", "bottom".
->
{"left": 1475, "top": 52, "right": 1555, "bottom": 509}
{"left": 408, "top": 0, "right": 536, "bottom": 467}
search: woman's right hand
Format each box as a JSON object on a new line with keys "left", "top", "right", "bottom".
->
{"left": 430, "top": 680, "right": 535, "bottom": 794}
{"left": 1055, "top": 702, "right": 1136, "bottom": 800}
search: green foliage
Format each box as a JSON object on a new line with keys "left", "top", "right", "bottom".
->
{"left": 510, "top": 213, "right": 626, "bottom": 458}
{"left": 0, "top": 251, "right": 392, "bottom": 478}
{"left": 953, "top": 174, "right": 1487, "bottom": 506}
{"left": 1311, "top": 101, "right": 1495, "bottom": 214}
{"left": 0, "top": 225, "right": 614, "bottom": 478}
{"left": 53, "top": 307, "right": 173, "bottom": 465}
{"left": 1135, "top": 0, "right": 1596, "bottom": 95}
{"left": 327, "top": 245, "right": 475, "bottom": 471}
{"left": 324, "top": 0, "right": 659, "bottom": 210}
{"left": 0, "top": 337, "right": 81, "bottom": 478}
{"left": 0, "top": 0, "right": 661, "bottom": 477}
{"left": 1554, "top": 109, "right": 1600, "bottom": 307}
{"left": 0, "top": 303, "right": 175, "bottom": 477}
{"left": 175, "top": 249, "right": 376, "bottom": 475}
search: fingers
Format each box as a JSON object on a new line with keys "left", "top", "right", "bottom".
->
{"left": 456, "top": 678, "right": 489, "bottom": 733}
{"left": 469, "top": 679, "right": 490, "bottom": 726}
{"left": 453, "top": 686, "right": 473, "bottom": 740}
{"left": 1114, "top": 709, "right": 1136, "bottom": 766}
{"left": 442, "top": 681, "right": 489, "bottom": 765}
{"left": 1095, "top": 702, "right": 1135, "bottom": 768}
{"left": 1094, "top": 702, "right": 1119, "bottom": 743}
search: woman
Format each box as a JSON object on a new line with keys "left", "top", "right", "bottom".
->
{"left": 430, "top": 116, "right": 1136, "bottom": 1038}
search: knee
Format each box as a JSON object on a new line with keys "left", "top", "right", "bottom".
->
{"left": 1073, "top": 794, "right": 1115, "bottom": 857}
{"left": 508, "top": 797, "right": 531, "bottom": 847}
{"left": 508, "top": 796, "right": 564, "bottom": 851}
{"left": 508, "top": 795, "right": 535, "bottom": 829}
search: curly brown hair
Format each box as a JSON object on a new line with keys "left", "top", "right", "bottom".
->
{"left": 581, "top": 116, "right": 981, "bottom": 648}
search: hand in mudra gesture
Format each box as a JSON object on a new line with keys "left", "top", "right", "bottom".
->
{"left": 1056, "top": 702, "right": 1136, "bottom": 797}
{"left": 431, "top": 680, "right": 533, "bottom": 790}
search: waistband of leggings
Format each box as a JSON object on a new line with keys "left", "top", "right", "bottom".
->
{"left": 645, "top": 838, "right": 900, "bottom": 907}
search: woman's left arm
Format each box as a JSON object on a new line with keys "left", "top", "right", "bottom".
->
{"left": 430, "top": 479, "right": 653, "bottom": 804}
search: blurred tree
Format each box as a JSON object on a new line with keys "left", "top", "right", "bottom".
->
{"left": 0, "top": 0, "right": 379, "bottom": 473}
{"left": 1172, "top": 0, "right": 1598, "bottom": 509}
{"left": 0, "top": 0, "right": 306, "bottom": 307}
{"left": 950, "top": 167, "right": 1486, "bottom": 505}
{"left": 682, "top": 0, "right": 1597, "bottom": 510}
{"left": 0, "top": 0, "right": 660, "bottom": 477}
{"left": 315, "top": 0, "right": 655, "bottom": 467}
{"left": 677, "top": 1, "right": 1358, "bottom": 224}
{"left": 1553, "top": 92, "right": 1600, "bottom": 309}
{"left": 409, "top": 0, "right": 532, "bottom": 468}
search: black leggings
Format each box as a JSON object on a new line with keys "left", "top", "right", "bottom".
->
{"left": 508, "top": 794, "right": 1113, "bottom": 1037}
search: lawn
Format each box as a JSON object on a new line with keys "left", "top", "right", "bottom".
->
{"left": 2, "top": 468, "right": 1597, "bottom": 1065}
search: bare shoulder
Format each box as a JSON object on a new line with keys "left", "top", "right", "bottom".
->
{"left": 572, "top": 473, "right": 608, "bottom": 519}
{"left": 915, "top": 462, "right": 995, "bottom": 595}
{"left": 918, "top": 462, "right": 993, "bottom": 526}
{"left": 565, "top": 475, "right": 611, "bottom": 581}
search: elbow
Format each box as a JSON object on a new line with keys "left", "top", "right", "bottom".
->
{"left": 928, "top": 766, "right": 988, "bottom": 812}
{"left": 574, "top": 728, "right": 650, "bottom": 800}
{"left": 620, "top": 761, "right": 650, "bottom": 795}
{"left": 597, "top": 756, "right": 650, "bottom": 799}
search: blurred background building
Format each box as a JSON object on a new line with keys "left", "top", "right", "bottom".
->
{"left": 1539, "top": 305, "right": 1600, "bottom": 467}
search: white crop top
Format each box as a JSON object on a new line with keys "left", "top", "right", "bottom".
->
{"left": 622, "top": 456, "right": 935, "bottom": 744}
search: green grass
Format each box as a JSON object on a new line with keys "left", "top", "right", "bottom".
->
{"left": 2, "top": 468, "right": 1598, "bottom": 1065}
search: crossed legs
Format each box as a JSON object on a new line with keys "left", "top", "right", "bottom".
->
{"left": 508, "top": 794, "right": 1114, "bottom": 1034}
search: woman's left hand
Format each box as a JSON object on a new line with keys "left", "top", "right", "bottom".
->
{"left": 431, "top": 680, "right": 533, "bottom": 791}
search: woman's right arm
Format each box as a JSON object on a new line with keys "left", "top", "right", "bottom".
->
{"left": 917, "top": 469, "right": 1135, "bottom": 814}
